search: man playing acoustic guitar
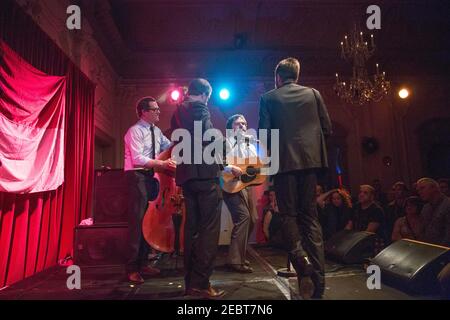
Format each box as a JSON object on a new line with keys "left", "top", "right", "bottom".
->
{"left": 223, "top": 114, "right": 259, "bottom": 273}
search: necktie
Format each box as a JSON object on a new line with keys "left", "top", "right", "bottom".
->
{"left": 150, "top": 125, "right": 156, "bottom": 159}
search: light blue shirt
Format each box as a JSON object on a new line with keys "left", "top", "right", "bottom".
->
{"left": 124, "top": 119, "right": 171, "bottom": 171}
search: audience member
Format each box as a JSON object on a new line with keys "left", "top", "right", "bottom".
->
{"left": 416, "top": 177, "right": 450, "bottom": 299}
{"left": 385, "top": 181, "right": 409, "bottom": 243}
{"left": 416, "top": 178, "right": 450, "bottom": 246}
{"left": 438, "top": 178, "right": 450, "bottom": 197}
{"left": 346, "top": 185, "right": 386, "bottom": 253}
{"left": 320, "top": 189, "right": 353, "bottom": 241}
{"left": 391, "top": 196, "right": 424, "bottom": 242}
{"left": 262, "top": 189, "right": 283, "bottom": 248}
{"left": 373, "top": 179, "right": 388, "bottom": 208}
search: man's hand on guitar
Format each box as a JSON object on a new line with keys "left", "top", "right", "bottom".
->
{"left": 230, "top": 165, "right": 243, "bottom": 177}
{"left": 161, "top": 158, "right": 176, "bottom": 171}
{"left": 152, "top": 159, "right": 176, "bottom": 172}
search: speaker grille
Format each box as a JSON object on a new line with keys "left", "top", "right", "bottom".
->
{"left": 74, "top": 225, "right": 128, "bottom": 266}
{"left": 94, "top": 169, "right": 128, "bottom": 224}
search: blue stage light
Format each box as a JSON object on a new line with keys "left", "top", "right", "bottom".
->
{"left": 219, "top": 88, "right": 230, "bottom": 100}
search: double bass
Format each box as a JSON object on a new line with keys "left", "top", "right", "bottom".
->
{"left": 142, "top": 148, "right": 185, "bottom": 254}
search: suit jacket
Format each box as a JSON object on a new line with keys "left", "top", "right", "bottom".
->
{"left": 171, "top": 98, "right": 221, "bottom": 186}
{"left": 259, "top": 82, "right": 332, "bottom": 173}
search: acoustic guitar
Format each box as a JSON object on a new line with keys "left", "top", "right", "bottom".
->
{"left": 220, "top": 156, "right": 268, "bottom": 193}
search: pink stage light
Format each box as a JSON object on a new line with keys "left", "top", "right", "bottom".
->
{"left": 170, "top": 90, "right": 181, "bottom": 102}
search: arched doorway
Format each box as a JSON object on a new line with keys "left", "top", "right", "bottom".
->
{"left": 417, "top": 118, "right": 450, "bottom": 179}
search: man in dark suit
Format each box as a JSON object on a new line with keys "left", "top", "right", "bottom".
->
{"left": 171, "top": 78, "right": 225, "bottom": 299}
{"left": 259, "top": 57, "right": 332, "bottom": 299}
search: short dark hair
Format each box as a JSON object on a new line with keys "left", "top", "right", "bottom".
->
{"left": 136, "top": 96, "right": 156, "bottom": 118}
{"left": 226, "top": 114, "right": 246, "bottom": 129}
{"left": 275, "top": 57, "right": 300, "bottom": 82}
{"left": 187, "top": 78, "right": 212, "bottom": 97}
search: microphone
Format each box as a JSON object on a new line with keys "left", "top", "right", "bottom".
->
{"left": 243, "top": 135, "right": 259, "bottom": 143}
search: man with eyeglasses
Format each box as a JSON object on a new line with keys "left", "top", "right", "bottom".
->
{"left": 222, "top": 114, "right": 258, "bottom": 273}
{"left": 124, "top": 96, "right": 176, "bottom": 284}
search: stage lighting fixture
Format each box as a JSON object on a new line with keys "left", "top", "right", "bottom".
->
{"left": 219, "top": 88, "right": 230, "bottom": 100}
{"left": 170, "top": 89, "right": 181, "bottom": 102}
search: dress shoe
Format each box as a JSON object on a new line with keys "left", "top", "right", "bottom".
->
{"left": 244, "top": 259, "right": 251, "bottom": 266}
{"left": 128, "top": 272, "right": 144, "bottom": 284}
{"left": 229, "top": 264, "right": 253, "bottom": 273}
{"left": 186, "top": 285, "right": 225, "bottom": 299}
{"left": 291, "top": 255, "right": 314, "bottom": 276}
{"left": 140, "top": 265, "right": 161, "bottom": 276}
{"left": 290, "top": 255, "right": 315, "bottom": 299}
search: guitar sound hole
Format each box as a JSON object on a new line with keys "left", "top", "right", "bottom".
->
{"left": 246, "top": 167, "right": 260, "bottom": 176}
{"left": 241, "top": 174, "right": 256, "bottom": 183}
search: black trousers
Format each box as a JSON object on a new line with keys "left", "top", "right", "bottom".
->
{"left": 273, "top": 169, "right": 325, "bottom": 294}
{"left": 125, "top": 170, "right": 155, "bottom": 273}
{"left": 182, "top": 179, "right": 222, "bottom": 290}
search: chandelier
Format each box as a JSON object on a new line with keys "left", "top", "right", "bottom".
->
{"left": 334, "top": 25, "right": 390, "bottom": 106}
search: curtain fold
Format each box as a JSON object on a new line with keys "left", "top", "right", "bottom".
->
{"left": 0, "top": 40, "right": 67, "bottom": 193}
{"left": 0, "top": 0, "right": 94, "bottom": 287}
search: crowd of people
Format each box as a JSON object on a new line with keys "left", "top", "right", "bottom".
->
{"left": 261, "top": 177, "right": 450, "bottom": 249}
{"left": 258, "top": 177, "right": 450, "bottom": 296}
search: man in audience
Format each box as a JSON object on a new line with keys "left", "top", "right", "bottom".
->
{"left": 416, "top": 177, "right": 450, "bottom": 298}
{"left": 416, "top": 178, "right": 450, "bottom": 246}
{"left": 346, "top": 185, "right": 386, "bottom": 253}
{"left": 438, "top": 178, "right": 450, "bottom": 197}
{"left": 372, "top": 179, "right": 388, "bottom": 208}
{"left": 385, "top": 181, "right": 409, "bottom": 243}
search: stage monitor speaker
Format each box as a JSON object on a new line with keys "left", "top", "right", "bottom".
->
{"left": 94, "top": 169, "right": 128, "bottom": 224}
{"left": 371, "top": 239, "right": 449, "bottom": 294}
{"left": 74, "top": 224, "right": 128, "bottom": 266}
{"left": 325, "top": 230, "right": 376, "bottom": 264}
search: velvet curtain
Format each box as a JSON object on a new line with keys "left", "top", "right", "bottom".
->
{"left": 0, "top": 0, "right": 95, "bottom": 287}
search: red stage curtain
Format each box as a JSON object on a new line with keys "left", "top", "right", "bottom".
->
{"left": 0, "top": 0, "right": 94, "bottom": 287}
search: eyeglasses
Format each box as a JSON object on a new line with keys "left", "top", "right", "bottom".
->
{"left": 146, "top": 107, "right": 160, "bottom": 112}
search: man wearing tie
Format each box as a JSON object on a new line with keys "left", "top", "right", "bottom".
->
{"left": 123, "top": 96, "right": 176, "bottom": 284}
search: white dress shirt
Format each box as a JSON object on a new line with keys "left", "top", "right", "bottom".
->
{"left": 223, "top": 135, "right": 258, "bottom": 173}
{"left": 124, "top": 119, "right": 171, "bottom": 171}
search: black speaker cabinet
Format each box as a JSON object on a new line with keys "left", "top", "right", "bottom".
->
{"left": 325, "top": 230, "right": 376, "bottom": 264}
{"left": 371, "top": 239, "right": 449, "bottom": 294}
{"left": 74, "top": 224, "right": 128, "bottom": 266}
{"left": 94, "top": 169, "right": 128, "bottom": 224}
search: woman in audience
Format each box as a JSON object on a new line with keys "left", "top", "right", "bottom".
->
{"left": 320, "top": 188, "right": 353, "bottom": 241}
{"left": 391, "top": 196, "right": 424, "bottom": 242}
{"left": 262, "top": 190, "right": 283, "bottom": 248}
